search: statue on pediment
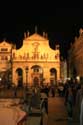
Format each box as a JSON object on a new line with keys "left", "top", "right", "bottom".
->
{"left": 33, "top": 42, "right": 39, "bottom": 53}
{"left": 24, "top": 32, "right": 26, "bottom": 38}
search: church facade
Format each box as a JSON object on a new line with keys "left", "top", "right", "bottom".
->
{"left": 0, "top": 32, "right": 60, "bottom": 87}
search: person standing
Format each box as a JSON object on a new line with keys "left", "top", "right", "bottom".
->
{"left": 66, "top": 87, "right": 74, "bottom": 121}
{"left": 73, "top": 83, "right": 83, "bottom": 122}
{"left": 51, "top": 84, "right": 55, "bottom": 97}
{"left": 80, "top": 98, "right": 83, "bottom": 125}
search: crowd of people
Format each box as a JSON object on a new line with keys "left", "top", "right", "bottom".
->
{"left": 0, "top": 78, "right": 83, "bottom": 124}
{"left": 62, "top": 78, "right": 83, "bottom": 124}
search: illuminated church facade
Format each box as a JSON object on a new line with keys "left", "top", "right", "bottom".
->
{"left": 0, "top": 31, "right": 60, "bottom": 87}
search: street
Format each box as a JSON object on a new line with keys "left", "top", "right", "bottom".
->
{"left": 48, "top": 96, "right": 67, "bottom": 125}
{"left": 0, "top": 88, "right": 80, "bottom": 125}
{"left": 48, "top": 95, "right": 79, "bottom": 125}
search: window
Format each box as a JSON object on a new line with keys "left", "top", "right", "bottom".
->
{"left": 34, "top": 68, "right": 39, "bottom": 72}
{"left": 1, "top": 48, "right": 8, "bottom": 51}
{"left": 1, "top": 56, "right": 8, "bottom": 60}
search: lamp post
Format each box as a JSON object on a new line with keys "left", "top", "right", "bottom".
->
{"left": 25, "top": 66, "right": 29, "bottom": 88}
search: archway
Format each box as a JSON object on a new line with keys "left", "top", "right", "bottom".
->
{"left": 16, "top": 68, "right": 23, "bottom": 87}
{"left": 31, "top": 65, "right": 43, "bottom": 86}
{"left": 50, "top": 68, "right": 57, "bottom": 85}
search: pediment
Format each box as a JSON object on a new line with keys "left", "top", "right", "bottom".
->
{"left": 26, "top": 33, "right": 47, "bottom": 41}
{"left": 0, "top": 41, "right": 11, "bottom": 47}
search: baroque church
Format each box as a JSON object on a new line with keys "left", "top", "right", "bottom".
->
{"left": 0, "top": 30, "right": 60, "bottom": 87}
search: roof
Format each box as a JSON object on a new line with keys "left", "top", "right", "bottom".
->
{"left": 0, "top": 40, "right": 12, "bottom": 47}
{"left": 26, "top": 33, "right": 48, "bottom": 41}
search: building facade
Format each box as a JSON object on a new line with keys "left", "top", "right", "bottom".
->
{"left": 0, "top": 32, "right": 60, "bottom": 87}
{"left": 68, "top": 28, "right": 83, "bottom": 79}
{"left": 60, "top": 59, "right": 67, "bottom": 82}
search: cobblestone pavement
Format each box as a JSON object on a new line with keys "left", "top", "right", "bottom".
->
{"left": 48, "top": 95, "right": 80, "bottom": 125}
{"left": 48, "top": 96, "right": 67, "bottom": 125}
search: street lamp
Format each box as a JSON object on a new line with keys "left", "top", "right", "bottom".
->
{"left": 25, "top": 66, "right": 29, "bottom": 87}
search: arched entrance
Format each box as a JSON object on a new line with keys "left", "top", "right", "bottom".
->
{"left": 0, "top": 71, "right": 7, "bottom": 87}
{"left": 31, "top": 65, "right": 43, "bottom": 86}
{"left": 16, "top": 68, "right": 23, "bottom": 87}
{"left": 50, "top": 68, "right": 57, "bottom": 85}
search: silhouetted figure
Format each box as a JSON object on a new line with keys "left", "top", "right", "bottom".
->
{"left": 51, "top": 85, "right": 55, "bottom": 97}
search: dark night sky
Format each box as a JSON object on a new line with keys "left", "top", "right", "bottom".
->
{"left": 0, "top": 1, "right": 82, "bottom": 59}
